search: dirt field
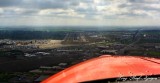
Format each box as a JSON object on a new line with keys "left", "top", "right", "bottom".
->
{"left": 37, "top": 40, "right": 64, "bottom": 49}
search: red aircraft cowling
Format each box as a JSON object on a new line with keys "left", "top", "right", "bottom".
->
{"left": 41, "top": 55, "right": 160, "bottom": 83}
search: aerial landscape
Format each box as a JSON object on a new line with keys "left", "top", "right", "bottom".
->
{"left": 0, "top": 0, "right": 160, "bottom": 83}
{"left": 0, "top": 26, "right": 160, "bottom": 82}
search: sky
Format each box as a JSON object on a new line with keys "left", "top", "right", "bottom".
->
{"left": 0, "top": 0, "right": 160, "bottom": 26}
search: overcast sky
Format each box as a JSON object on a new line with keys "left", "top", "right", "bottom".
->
{"left": 0, "top": 0, "right": 160, "bottom": 26}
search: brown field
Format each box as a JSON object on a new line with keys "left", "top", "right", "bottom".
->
{"left": 37, "top": 40, "right": 64, "bottom": 49}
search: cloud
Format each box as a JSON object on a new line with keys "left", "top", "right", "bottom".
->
{"left": 0, "top": 0, "right": 160, "bottom": 26}
{"left": 0, "top": 0, "right": 23, "bottom": 7}
{"left": 0, "top": 8, "right": 4, "bottom": 14}
{"left": 0, "top": 0, "right": 159, "bottom": 18}
{"left": 38, "top": 9, "right": 85, "bottom": 18}
{"left": 0, "top": 0, "right": 79, "bottom": 9}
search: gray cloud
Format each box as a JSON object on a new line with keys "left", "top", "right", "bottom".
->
{"left": 117, "top": 0, "right": 160, "bottom": 18}
{"left": 0, "top": 0, "right": 23, "bottom": 7}
{"left": 0, "top": 0, "right": 71, "bottom": 9}
{"left": 0, "top": 0, "right": 160, "bottom": 26}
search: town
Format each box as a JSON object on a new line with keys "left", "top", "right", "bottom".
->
{"left": 0, "top": 28, "right": 160, "bottom": 82}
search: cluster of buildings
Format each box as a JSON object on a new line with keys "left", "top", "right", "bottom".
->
{"left": 0, "top": 39, "right": 50, "bottom": 51}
